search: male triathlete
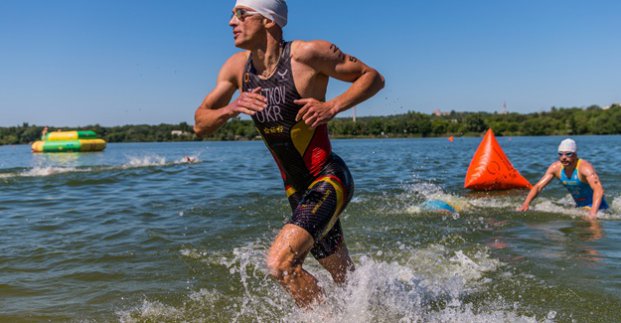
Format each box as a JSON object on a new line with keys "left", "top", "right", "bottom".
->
{"left": 193, "top": 0, "right": 384, "bottom": 307}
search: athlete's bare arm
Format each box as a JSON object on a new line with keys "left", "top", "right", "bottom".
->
{"left": 293, "top": 40, "right": 385, "bottom": 128}
{"left": 579, "top": 160, "right": 605, "bottom": 218}
{"left": 194, "top": 52, "right": 268, "bottom": 137}
{"left": 518, "top": 162, "right": 561, "bottom": 211}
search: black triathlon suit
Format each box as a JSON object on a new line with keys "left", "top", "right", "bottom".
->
{"left": 243, "top": 41, "right": 354, "bottom": 259}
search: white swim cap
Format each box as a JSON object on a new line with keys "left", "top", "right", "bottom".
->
{"left": 235, "top": 0, "right": 288, "bottom": 28}
{"left": 558, "top": 138, "right": 577, "bottom": 153}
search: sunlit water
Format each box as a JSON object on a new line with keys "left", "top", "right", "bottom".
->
{"left": 1, "top": 137, "right": 620, "bottom": 322}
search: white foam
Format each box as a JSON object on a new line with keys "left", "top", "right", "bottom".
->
{"left": 467, "top": 196, "right": 517, "bottom": 210}
{"left": 121, "top": 155, "right": 201, "bottom": 169}
{"left": 124, "top": 240, "right": 548, "bottom": 322}
{"left": 123, "top": 155, "right": 167, "bottom": 168}
{"left": 179, "top": 248, "right": 209, "bottom": 259}
{"left": 388, "top": 178, "right": 621, "bottom": 222}
{"left": 0, "top": 173, "right": 13, "bottom": 179}
{"left": 117, "top": 300, "right": 183, "bottom": 322}
{"left": 611, "top": 195, "right": 621, "bottom": 210}
{"left": 530, "top": 198, "right": 585, "bottom": 217}
{"left": 605, "top": 195, "right": 621, "bottom": 219}
{"left": 411, "top": 181, "right": 446, "bottom": 197}
{"left": 0, "top": 166, "right": 93, "bottom": 179}
{"left": 24, "top": 166, "right": 88, "bottom": 177}
{"left": 529, "top": 195, "right": 621, "bottom": 220}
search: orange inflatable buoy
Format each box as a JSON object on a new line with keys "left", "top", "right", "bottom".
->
{"left": 448, "top": 135, "right": 454, "bottom": 142}
{"left": 464, "top": 129, "right": 532, "bottom": 191}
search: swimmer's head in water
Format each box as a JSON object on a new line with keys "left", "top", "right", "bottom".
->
{"left": 234, "top": 0, "right": 288, "bottom": 28}
{"left": 421, "top": 199, "right": 457, "bottom": 214}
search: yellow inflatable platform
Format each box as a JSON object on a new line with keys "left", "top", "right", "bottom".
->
{"left": 32, "top": 130, "right": 107, "bottom": 153}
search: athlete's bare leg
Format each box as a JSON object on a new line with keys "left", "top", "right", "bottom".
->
{"left": 317, "top": 241, "right": 354, "bottom": 285}
{"left": 266, "top": 224, "right": 322, "bottom": 307}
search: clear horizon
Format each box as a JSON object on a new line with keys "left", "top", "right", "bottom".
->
{"left": 1, "top": 0, "right": 620, "bottom": 127}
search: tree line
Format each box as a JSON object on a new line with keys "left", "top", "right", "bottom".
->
{"left": 1, "top": 104, "right": 620, "bottom": 145}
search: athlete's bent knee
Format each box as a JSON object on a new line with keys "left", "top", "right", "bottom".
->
{"left": 267, "top": 256, "right": 290, "bottom": 280}
{"left": 266, "top": 256, "right": 304, "bottom": 283}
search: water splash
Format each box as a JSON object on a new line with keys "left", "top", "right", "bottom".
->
{"left": 123, "top": 239, "right": 549, "bottom": 322}
{"left": 401, "top": 179, "right": 621, "bottom": 220}
{"left": 123, "top": 155, "right": 201, "bottom": 168}
{"left": 123, "top": 155, "right": 168, "bottom": 168}
{"left": 528, "top": 195, "right": 621, "bottom": 220}
{"left": 117, "top": 299, "right": 184, "bottom": 322}
{"left": 0, "top": 166, "right": 91, "bottom": 178}
{"left": 400, "top": 181, "right": 469, "bottom": 217}
{"left": 176, "top": 155, "right": 200, "bottom": 164}
{"left": 0, "top": 154, "right": 201, "bottom": 180}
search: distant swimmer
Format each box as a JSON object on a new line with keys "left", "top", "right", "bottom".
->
{"left": 193, "top": 0, "right": 384, "bottom": 307}
{"left": 421, "top": 199, "right": 458, "bottom": 214}
{"left": 40, "top": 126, "right": 48, "bottom": 140}
{"left": 517, "top": 138, "right": 608, "bottom": 218}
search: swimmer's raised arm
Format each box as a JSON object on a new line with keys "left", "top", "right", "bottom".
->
{"left": 517, "top": 162, "right": 560, "bottom": 212}
{"left": 293, "top": 40, "right": 384, "bottom": 128}
{"left": 194, "top": 53, "right": 268, "bottom": 137}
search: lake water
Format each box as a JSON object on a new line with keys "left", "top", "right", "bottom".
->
{"left": 1, "top": 136, "right": 620, "bottom": 322}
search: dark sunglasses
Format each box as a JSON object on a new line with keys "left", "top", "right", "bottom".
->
{"left": 231, "top": 8, "right": 261, "bottom": 21}
{"left": 558, "top": 152, "right": 575, "bottom": 157}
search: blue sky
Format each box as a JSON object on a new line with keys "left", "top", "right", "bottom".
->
{"left": 1, "top": 0, "right": 619, "bottom": 127}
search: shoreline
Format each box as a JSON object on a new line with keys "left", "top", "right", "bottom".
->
{"left": 3, "top": 133, "right": 620, "bottom": 148}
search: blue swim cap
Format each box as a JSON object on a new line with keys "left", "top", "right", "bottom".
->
{"left": 421, "top": 199, "right": 456, "bottom": 213}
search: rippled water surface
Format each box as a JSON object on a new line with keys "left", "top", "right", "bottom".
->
{"left": 1, "top": 137, "right": 620, "bottom": 322}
